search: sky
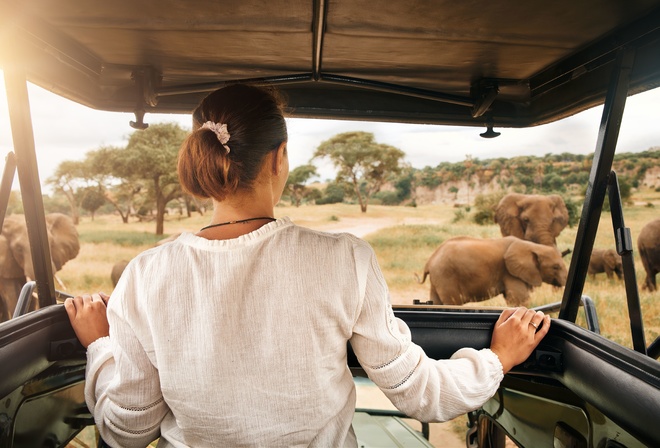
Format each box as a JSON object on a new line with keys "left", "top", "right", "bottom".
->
{"left": 1, "top": 71, "right": 659, "bottom": 188}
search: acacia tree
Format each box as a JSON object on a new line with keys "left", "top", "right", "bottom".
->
{"left": 84, "top": 146, "right": 143, "bottom": 224}
{"left": 285, "top": 164, "right": 318, "bottom": 207}
{"left": 122, "top": 122, "right": 188, "bottom": 235}
{"left": 314, "top": 132, "right": 405, "bottom": 212}
{"left": 46, "top": 160, "right": 88, "bottom": 224}
{"left": 79, "top": 186, "right": 106, "bottom": 221}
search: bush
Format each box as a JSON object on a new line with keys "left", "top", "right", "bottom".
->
{"left": 472, "top": 191, "right": 506, "bottom": 226}
{"left": 452, "top": 209, "right": 466, "bottom": 223}
{"left": 316, "top": 183, "right": 345, "bottom": 204}
{"left": 373, "top": 190, "right": 402, "bottom": 205}
{"left": 562, "top": 196, "right": 581, "bottom": 227}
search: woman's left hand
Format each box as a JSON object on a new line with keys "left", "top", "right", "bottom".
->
{"left": 64, "top": 292, "right": 110, "bottom": 348}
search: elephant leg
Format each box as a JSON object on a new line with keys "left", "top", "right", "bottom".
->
{"left": 503, "top": 279, "right": 531, "bottom": 307}
{"left": 640, "top": 256, "right": 657, "bottom": 291}
{"left": 0, "top": 280, "right": 23, "bottom": 321}
{"left": 429, "top": 285, "right": 442, "bottom": 305}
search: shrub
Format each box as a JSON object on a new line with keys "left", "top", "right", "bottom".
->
{"left": 472, "top": 191, "right": 506, "bottom": 226}
{"left": 452, "top": 209, "right": 466, "bottom": 223}
{"left": 316, "top": 183, "right": 345, "bottom": 204}
{"left": 373, "top": 190, "right": 402, "bottom": 205}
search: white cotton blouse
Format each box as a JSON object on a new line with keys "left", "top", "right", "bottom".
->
{"left": 85, "top": 217, "right": 503, "bottom": 448}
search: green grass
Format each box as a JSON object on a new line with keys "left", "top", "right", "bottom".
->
{"left": 79, "top": 230, "right": 171, "bottom": 246}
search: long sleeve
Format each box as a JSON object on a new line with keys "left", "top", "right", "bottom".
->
{"left": 84, "top": 266, "right": 170, "bottom": 448}
{"left": 349, "top": 245, "right": 504, "bottom": 422}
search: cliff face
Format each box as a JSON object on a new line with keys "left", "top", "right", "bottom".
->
{"left": 410, "top": 150, "right": 659, "bottom": 206}
{"left": 414, "top": 179, "right": 502, "bottom": 205}
{"left": 641, "top": 166, "right": 660, "bottom": 188}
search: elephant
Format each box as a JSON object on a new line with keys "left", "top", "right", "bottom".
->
{"left": 588, "top": 248, "right": 623, "bottom": 280}
{"left": 0, "top": 213, "right": 80, "bottom": 321}
{"left": 110, "top": 232, "right": 181, "bottom": 287}
{"left": 638, "top": 218, "right": 660, "bottom": 292}
{"left": 111, "top": 260, "right": 130, "bottom": 287}
{"left": 416, "top": 236, "right": 568, "bottom": 306}
{"left": 494, "top": 193, "right": 569, "bottom": 247}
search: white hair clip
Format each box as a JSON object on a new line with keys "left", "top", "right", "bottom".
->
{"left": 201, "top": 121, "right": 231, "bottom": 153}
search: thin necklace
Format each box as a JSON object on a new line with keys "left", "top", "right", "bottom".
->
{"left": 200, "top": 216, "right": 276, "bottom": 231}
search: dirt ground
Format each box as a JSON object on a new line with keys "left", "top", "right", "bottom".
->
{"left": 314, "top": 216, "right": 436, "bottom": 238}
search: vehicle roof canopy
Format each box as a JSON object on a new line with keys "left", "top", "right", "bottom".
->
{"left": 2, "top": 0, "right": 660, "bottom": 128}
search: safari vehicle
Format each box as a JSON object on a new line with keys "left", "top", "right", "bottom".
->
{"left": 1, "top": 1, "right": 659, "bottom": 447}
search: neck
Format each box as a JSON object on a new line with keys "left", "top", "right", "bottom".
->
{"left": 198, "top": 190, "right": 276, "bottom": 239}
{"left": 209, "top": 189, "right": 275, "bottom": 224}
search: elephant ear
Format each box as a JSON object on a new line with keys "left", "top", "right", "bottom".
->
{"left": 504, "top": 240, "right": 543, "bottom": 287}
{"left": 45, "top": 213, "right": 80, "bottom": 271}
{"left": 603, "top": 249, "right": 618, "bottom": 269}
{"left": 494, "top": 193, "right": 525, "bottom": 239}
{"left": 1, "top": 217, "right": 31, "bottom": 278}
{"left": 549, "top": 194, "right": 569, "bottom": 235}
{"left": 0, "top": 232, "right": 25, "bottom": 278}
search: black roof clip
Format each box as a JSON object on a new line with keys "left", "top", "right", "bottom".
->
{"left": 129, "top": 67, "right": 161, "bottom": 130}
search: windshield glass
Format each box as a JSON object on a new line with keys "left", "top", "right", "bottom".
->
{"left": 1, "top": 75, "right": 658, "bottom": 346}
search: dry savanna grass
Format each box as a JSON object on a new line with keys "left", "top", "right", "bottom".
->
{"left": 59, "top": 195, "right": 659, "bottom": 351}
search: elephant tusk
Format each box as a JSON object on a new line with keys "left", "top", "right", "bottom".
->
{"left": 26, "top": 275, "right": 68, "bottom": 290}
{"left": 55, "top": 275, "right": 67, "bottom": 290}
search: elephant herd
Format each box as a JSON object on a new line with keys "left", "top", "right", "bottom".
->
{"left": 584, "top": 218, "right": 660, "bottom": 292}
{"left": 416, "top": 193, "right": 660, "bottom": 306}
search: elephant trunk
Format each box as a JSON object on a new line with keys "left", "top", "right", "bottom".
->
{"left": 526, "top": 229, "right": 557, "bottom": 247}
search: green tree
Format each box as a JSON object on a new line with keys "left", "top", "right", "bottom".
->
{"left": 120, "top": 123, "right": 188, "bottom": 234}
{"left": 417, "top": 166, "right": 441, "bottom": 189}
{"left": 84, "top": 146, "right": 143, "bottom": 224}
{"left": 285, "top": 164, "right": 318, "bottom": 207}
{"left": 316, "top": 182, "right": 347, "bottom": 205}
{"left": 79, "top": 186, "right": 106, "bottom": 220}
{"left": 464, "top": 155, "right": 474, "bottom": 205}
{"left": 314, "top": 132, "right": 405, "bottom": 212}
{"left": 46, "top": 160, "right": 88, "bottom": 224}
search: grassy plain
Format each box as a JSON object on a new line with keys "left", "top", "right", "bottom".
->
{"left": 61, "top": 193, "right": 660, "bottom": 349}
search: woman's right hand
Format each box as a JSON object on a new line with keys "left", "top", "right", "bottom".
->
{"left": 489, "top": 307, "right": 551, "bottom": 374}
{"left": 64, "top": 292, "right": 111, "bottom": 348}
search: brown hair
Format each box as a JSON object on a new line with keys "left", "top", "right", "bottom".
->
{"left": 178, "top": 84, "right": 288, "bottom": 201}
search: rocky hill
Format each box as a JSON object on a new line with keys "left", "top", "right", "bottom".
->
{"left": 410, "top": 148, "right": 660, "bottom": 206}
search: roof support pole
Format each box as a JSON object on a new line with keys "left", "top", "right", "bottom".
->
{"left": 3, "top": 69, "right": 57, "bottom": 307}
{"left": 0, "top": 152, "right": 17, "bottom": 227}
{"left": 559, "top": 46, "right": 635, "bottom": 322}
{"left": 608, "top": 172, "right": 646, "bottom": 354}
